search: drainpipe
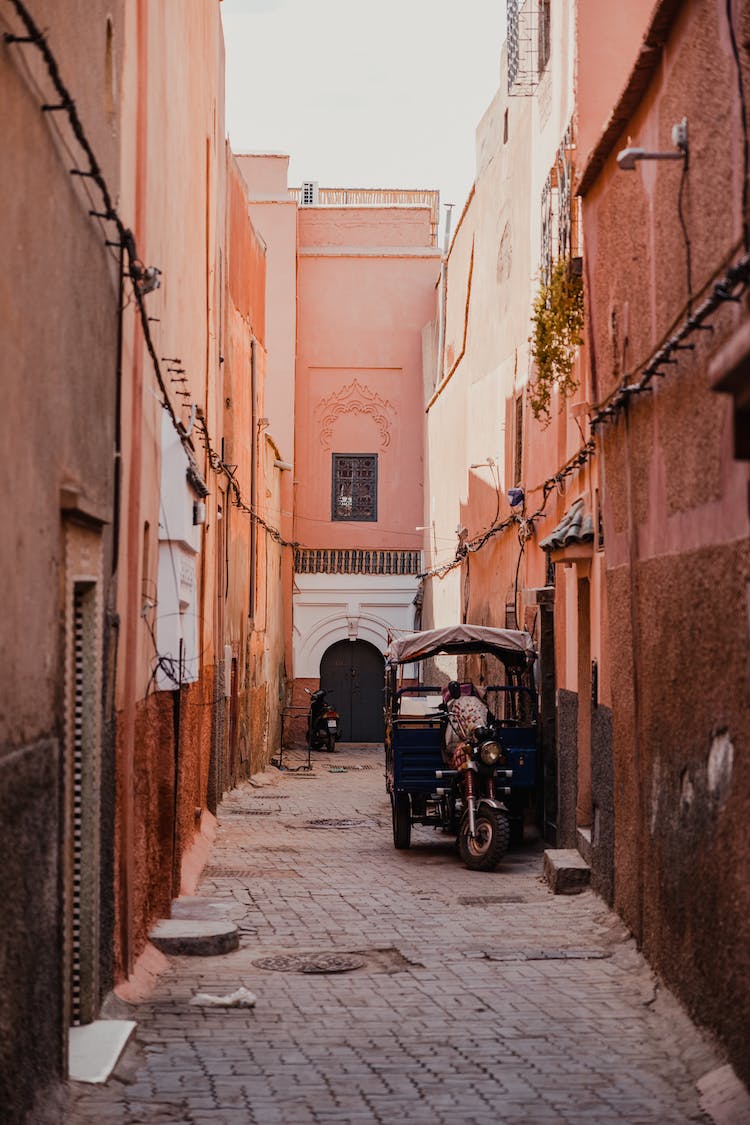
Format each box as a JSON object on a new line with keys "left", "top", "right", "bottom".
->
{"left": 436, "top": 203, "right": 454, "bottom": 387}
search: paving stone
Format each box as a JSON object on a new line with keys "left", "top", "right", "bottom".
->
{"left": 66, "top": 744, "right": 735, "bottom": 1124}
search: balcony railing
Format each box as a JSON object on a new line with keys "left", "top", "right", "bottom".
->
{"left": 295, "top": 548, "right": 422, "bottom": 576}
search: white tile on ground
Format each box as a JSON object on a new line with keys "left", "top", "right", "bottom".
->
{"left": 68, "top": 1020, "right": 136, "bottom": 1084}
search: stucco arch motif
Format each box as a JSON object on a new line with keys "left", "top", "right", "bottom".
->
{"left": 317, "top": 380, "right": 395, "bottom": 450}
{"left": 298, "top": 610, "right": 390, "bottom": 677}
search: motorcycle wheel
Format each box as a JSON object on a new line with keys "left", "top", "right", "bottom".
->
{"left": 391, "top": 791, "right": 411, "bottom": 850}
{"left": 325, "top": 731, "right": 335, "bottom": 752}
{"left": 458, "top": 808, "right": 510, "bottom": 871}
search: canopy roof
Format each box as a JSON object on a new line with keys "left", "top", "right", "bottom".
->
{"left": 386, "top": 624, "right": 536, "bottom": 666}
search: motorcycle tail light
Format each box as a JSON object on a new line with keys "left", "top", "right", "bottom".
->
{"left": 479, "top": 740, "right": 503, "bottom": 765}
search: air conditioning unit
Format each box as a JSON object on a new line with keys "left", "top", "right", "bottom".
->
{"left": 300, "top": 180, "right": 319, "bottom": 206}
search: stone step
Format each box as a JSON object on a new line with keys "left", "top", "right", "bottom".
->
{"left": 543, "top": 848, "right": 591, "bottom": 895}
{"left": 149, "top": 918, "right": 239, "bottom": 956}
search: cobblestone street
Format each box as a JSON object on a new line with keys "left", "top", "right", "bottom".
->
{"left": 68, "top": 745, "right": 723, "bottom": 1125}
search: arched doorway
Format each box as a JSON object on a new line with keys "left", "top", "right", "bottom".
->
{"left": 320, "top": 639, "right": 385, "bottom": 742}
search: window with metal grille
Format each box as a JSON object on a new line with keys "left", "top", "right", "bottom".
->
{"left": 507, "top": 0, "right": 549, "bottom": 95}
{"left": 514, "top": 396, "right": 524, "bottom": 486}
{"left": 332, "top": 454, "right": 378, "bottom": 522}
{"left": 538, "top": 0, "right": 551, "bottom": 74}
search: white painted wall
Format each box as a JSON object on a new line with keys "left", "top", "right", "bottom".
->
{"left": 293, "top": 573, "right": 419, "bottom": 677}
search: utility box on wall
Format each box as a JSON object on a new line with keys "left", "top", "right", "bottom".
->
{"left": 156, "top": 415, "right": 205, "bottom": 689}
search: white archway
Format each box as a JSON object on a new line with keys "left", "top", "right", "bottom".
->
{"left": 292, "top": 572, "right": 419, "bottom": 679}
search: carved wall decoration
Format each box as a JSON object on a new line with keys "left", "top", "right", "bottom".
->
{"left": 316, "top": 379, "right": 395, "bottom": 450}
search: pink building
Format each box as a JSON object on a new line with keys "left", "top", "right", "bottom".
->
{"left": 292, "top": 186, "right": 441, "bottom": 741}
{"left": 233, "top": 162, "right": 440, "bottom": 744}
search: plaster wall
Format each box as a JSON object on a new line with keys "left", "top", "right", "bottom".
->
{"left": 580, "top": 0, "right": 750, "bottom": 1083}
{"left": 295, "top": 216, "right": 439, "bottom": 554}
{"left": 576, "top": 0, "right": 655, "bottom": 169}
{"left": 237, "top": 154, "right": 298, "bottom": 687}
{"left": 293, "top": 574, "right": 420, "bottom": 678}
{"left": 423, "top": 4, "right": 616, "bottom": 867}
{"left": 236, "top": 151, "right": 290, "bottom": 197}
{"left": 1, "top": 2, "right": 122, "bottom": 1116}
{"left": 222, "top": 153, "right": 283, "bottom": 780}
{"left": 424, "top": 9, "right": 585, "bottom": 634}
{"left": 292, "top": 202, "right": 437, "bottom": 699}
{"left": 299, "top": 206, "right": 434, "bottom": 249}
{"left": 114, "top": 0, "right": 227, "bottom": 978}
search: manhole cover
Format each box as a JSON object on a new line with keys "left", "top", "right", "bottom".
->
{"left": 253, "top": 953, "right": 364, "bottom": 974}
{"left": 459, "top": 895, "right": 527, "bottom": 906}
{"left": 304, "top": 818, "right": 375, "bottom": 830}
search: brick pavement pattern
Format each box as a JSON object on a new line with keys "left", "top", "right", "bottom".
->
{"left": 68, "top": 745, "right": 722, "bottom": 1124}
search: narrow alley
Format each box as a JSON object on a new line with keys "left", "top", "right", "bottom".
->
{"left": 68, "top": 745, "right": 721, "bottom": 1125}
{"left": 4, "top": 0, "right": 750, "bottom": 1120}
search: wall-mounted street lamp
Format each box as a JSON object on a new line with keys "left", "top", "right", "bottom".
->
{"left": 617, "top": 118, "right": 688, "bottom": 171}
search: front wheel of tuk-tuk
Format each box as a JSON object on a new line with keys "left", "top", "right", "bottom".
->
{"left": 391, "top": 791, "right": 411, "bottom": 849}
{"left": 458, "top": 809, "right": 510, "bottom": 871}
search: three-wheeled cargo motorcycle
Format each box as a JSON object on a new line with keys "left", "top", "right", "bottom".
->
{"left": 384, "top": 625, "right": 539, "bottom": 871}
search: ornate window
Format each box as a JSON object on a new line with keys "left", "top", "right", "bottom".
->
{"left": 332, "top": 454, "right": 378, "bottom": 522}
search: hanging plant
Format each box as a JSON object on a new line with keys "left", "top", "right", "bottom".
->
{"left": 529, "top": 257, "right": 584, "bottom": 424}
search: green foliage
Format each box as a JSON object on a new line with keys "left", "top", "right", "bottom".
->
{"left": 529, "top": 258, "right": 584, "bottom": 424}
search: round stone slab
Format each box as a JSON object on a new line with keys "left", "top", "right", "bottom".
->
{"left": 149, "top": 918, "right": 239, "bottom": 957}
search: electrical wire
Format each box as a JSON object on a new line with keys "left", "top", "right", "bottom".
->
{"left": 11, "top": 0, "right": 750, "bottom": 594}
{"left": 726, "top": 0, "right": 750, "bottom": 252}
{"left": 419, "top": 242, "right": 750, "bottom": 586}
{"left": 4, "top": 0, "right": 298, "bottom": 550}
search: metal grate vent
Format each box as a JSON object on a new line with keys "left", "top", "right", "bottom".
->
{"left": 70, "top": 587, "right": 86, "bottom": 1026}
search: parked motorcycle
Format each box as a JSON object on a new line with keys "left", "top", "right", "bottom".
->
{"left": 437, "top": 697, "right": 512, "bottom": 871}
{"left": 304, "top": 687, "right": 340, "bottom": 752}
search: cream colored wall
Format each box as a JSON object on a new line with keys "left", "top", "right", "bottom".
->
{"left": 424, "top": 8, "right": 577, "bottom": 632}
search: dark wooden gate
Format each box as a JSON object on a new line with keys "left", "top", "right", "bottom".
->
{"left": 320, "top": 640, "right": 385, "bottom": 742}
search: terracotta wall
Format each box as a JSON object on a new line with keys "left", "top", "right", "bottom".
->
{"left": 222, "top": 152, "right": 284, "bottom": 783}
{"left": 579, "top": 0, "right": 750, "bottom": 1083}
{"left": 114, "top": 0, "right": 227, "bottom": 978}
{"left": 0, "top": 2, "right": 123, "bottom": 1119}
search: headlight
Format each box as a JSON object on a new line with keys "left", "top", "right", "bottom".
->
{"left": 479, "top": 740, "right": 502, "bottom": 765}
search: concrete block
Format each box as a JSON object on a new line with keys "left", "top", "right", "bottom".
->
{"left": 543, "top": 848, "right": 591, "bottom": 895}
{"left": 149, "top": 918, "right": 239, "bottom": 956}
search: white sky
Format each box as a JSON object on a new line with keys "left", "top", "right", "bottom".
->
{"left": 221, "top": 0, "right": 507, "bottom": 232}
